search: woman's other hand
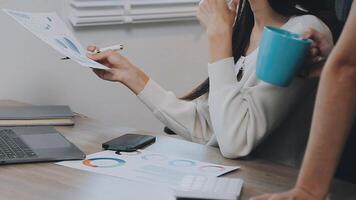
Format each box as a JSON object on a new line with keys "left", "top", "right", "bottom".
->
{"left": 303, "top": 28, "right": 334, "bottom": 78}
{"left": 87, "top": 46, "right": 149, "bottom": 95}
{"left": 197, "top": 0, "right": 239, "bottom": 63}
{"left": 197, "top": 0, "right": 239, "bottom": 36}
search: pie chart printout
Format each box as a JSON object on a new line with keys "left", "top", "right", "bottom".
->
{"left": 199, "top": 165, "right": 226, "bottom": 173}
{"left": 82, "top": 157, "right": 126, "bottom": 168}
{"left": 169, "top": 160, "right": 196, "bottom": 167}
{"left": 57, "top": 150, "right": 239, "bottom": 189}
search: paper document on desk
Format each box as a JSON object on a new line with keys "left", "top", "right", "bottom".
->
{"left": 3, "top": 9, "right": 107, "bottom": 69}
{"left": 56, "top": 150, "right": 239, "bottom": 188}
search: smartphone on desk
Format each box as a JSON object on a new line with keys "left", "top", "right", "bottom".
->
{"left": 102, "top": 133, "right": 156, "bottom": 152}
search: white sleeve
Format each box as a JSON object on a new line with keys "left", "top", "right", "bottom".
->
{"left": 137, "top": 79, "right": 213, "bottom": 143}
{"left": 290, "top": 15, "right": 334, "bottom": 43}
{"left": 208, "top": 58, "right": 310, "bottom": 158}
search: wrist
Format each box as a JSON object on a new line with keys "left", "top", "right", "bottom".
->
{"left": 295, "top": 183, "right": 328, "bottom": 200}
{"left": 207, "top": 25, "right": 232, "bottom": 39}
{"left": 121, "top": 68, "right": 149, "bottom": 95}
{"left": 208, "top": 29, "right": 233, "bottom": 63}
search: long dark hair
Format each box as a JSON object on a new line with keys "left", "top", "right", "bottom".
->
{"left": 181, "top": 0, "right": 339, "bottom": 101}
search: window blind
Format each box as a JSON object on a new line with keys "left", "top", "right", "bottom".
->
{"left": 68, "top": 0, "right": 200, "bottom": 27}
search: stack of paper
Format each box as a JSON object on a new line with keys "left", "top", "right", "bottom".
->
{"left": 68, "top": 0, "right": 200, "bottom": 27}
{"left": 0, "top": 106, "right": 75, "bottom": 126}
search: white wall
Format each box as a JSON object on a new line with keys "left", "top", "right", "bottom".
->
{"left": 0, "top": 0, "right": 208, "bottom": 133}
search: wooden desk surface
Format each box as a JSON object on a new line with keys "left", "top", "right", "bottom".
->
{"left": 0, "top": 100, "right": 355, "bottom": 200}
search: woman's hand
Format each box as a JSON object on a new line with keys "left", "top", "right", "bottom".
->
{"left": 87, "top": 46, "right": 149, "bottom": 95}
{"left": 250, "top": 187, "right": 323, "bottom": 200}
{"left": 197, "top": 0, "right": 239, "bottom": 36}
{"left": 303, "top": 28, "right": 334, "bottom": 78}
{"left": 197, "top": 0, "right": 239, "bottom": 63}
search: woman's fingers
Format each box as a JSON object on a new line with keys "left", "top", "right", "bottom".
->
{"left": 229, "top": 0, "right": 239, "bottom": 12}
{"left": 87, "top": 46, "right": 122, "bottom": 69}
{"left": 92, "top": 68, "right": 115, "bottom": 81}
{"left": 198, "top": 0, "right": 209, "bottom": 13}
{"left": 197, "top": 0, "right": 209, "bottom": 24}
{"left": 304, "top": 29, "right": 321, "bottom": 58}
{"left": 303, "top": 28, "right": 327, "bottom": 47}
{"left": 93, "top": 68, "right": 109, "bottom": 78}
{"left": 88, "top": 50, "right": 119, "bottom": 62}
{"left": 306, "top": 47, "right": 320, "bottom": 66}
{"left": 87, "top": 50, "right": 109, "bottom": 61}
{"left": 310, "top": 47, "right": 319, "bottom": 57}
{"left": 92, "top": 68, "right": 106, "bottom": 79}
{"left": 304, "top": 28, "right": 334, "bottom": 59}
{"left": 310, "top": 56, "right": 326, "bottom": 68}
{"left": 87, "top": 45, "right": 97, "bottom": 52}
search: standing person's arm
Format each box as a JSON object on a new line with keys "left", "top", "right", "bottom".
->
{"left": 252, "top": 2, "right": 356, "bottom": 200}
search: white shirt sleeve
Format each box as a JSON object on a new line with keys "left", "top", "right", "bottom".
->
{"left": 208, "top": 58, "right": 302, "bottom": 158}
{"left": 137, "top": 79, "right": 214, "bottom": 143}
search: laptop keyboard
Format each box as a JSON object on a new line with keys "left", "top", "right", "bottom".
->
{"left": 0, "top": 129, "right": 37, "bottom": 160}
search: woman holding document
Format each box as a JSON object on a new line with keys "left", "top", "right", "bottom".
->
{"left": 87, "top": 0, "right": 334, "bottom": 159}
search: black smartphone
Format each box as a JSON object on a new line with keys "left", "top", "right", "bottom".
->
{"left": 102, "top": 133, "right": 156, "bottom": 152}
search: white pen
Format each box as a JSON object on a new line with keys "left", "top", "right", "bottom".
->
{"left": 93, "top": 44, "right": 124, "bottom": 54}
{"left": 61, "top": 44, "right": 124, "bottom": 60}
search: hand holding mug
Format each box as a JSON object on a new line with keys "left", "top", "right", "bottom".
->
{"left": 302, "top": 28, "right": 334, "bottom": 78}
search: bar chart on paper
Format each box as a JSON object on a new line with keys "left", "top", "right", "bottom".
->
{"left": 2, "top": 9, "right": 108, "bottom": 70}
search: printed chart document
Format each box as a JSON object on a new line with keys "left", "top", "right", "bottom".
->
{"left": 3, "top": 9, "right": 107, "bottom": 69}
{"left": 57, "top": 150, "right": 239, "bottom": 188}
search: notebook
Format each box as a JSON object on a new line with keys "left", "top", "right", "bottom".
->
{"left": 0, "top": 106, "right": 75, "bottom": 126}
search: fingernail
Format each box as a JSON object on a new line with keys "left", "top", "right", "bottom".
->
{"left": 317, "top": 57, "right": 325, "bottom": 62}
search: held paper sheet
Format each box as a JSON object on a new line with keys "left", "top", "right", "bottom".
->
{"left": 56, "top": 150, "right": 239, "bottom": 188}
{"left": 3, "top": 9, "right": 107, "bottom": 69}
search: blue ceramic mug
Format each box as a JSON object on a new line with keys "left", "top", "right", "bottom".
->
{"left": 256, "top": 26, "right": 312, "bottom": 87}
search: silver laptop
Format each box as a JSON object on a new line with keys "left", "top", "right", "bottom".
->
{"left": 0, "top": 126, "right": 85, "bottom": 165}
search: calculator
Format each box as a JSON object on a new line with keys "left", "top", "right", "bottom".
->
{"left": 175, "top": 175, "right": 243, "bottom": 200}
